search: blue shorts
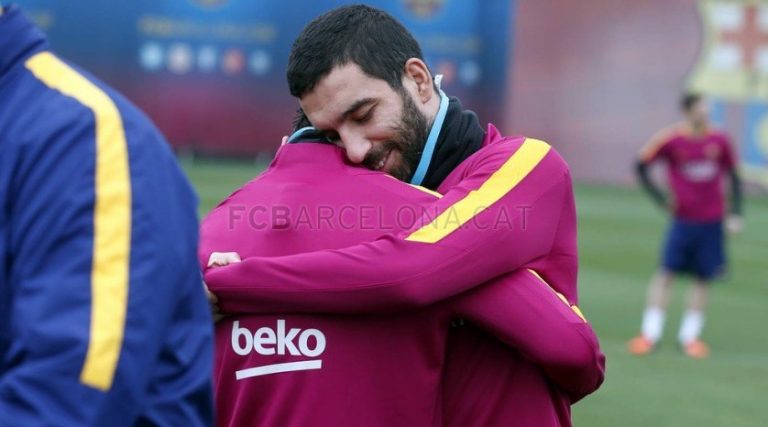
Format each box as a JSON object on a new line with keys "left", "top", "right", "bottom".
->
{"left": 661, "top": 219, "right": 726, "bottom": 281}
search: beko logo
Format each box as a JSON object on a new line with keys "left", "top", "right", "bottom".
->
{"left": 231, "top": 320, "right": 326, "bottom": 380}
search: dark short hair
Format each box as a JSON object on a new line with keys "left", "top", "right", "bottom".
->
{"left": 681, "top": 93, "right": 702, "bottom": 112}
{"left": 292, "top": 108, "right": 311, "bottom": 131}
{"left": 287, "top": 5, "right": 425, "bottom": 98}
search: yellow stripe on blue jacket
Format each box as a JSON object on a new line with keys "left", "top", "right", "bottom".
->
{"left": 0, "top": 6, "right": 213, "bottom": 426}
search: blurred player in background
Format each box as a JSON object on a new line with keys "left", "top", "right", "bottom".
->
{"left": 629, "top": 93, "right": 743, "bottom": 359}
{"left": 0, "top": 5, "right": 213, "bottom": 425}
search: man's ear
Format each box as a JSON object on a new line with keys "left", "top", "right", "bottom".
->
{"left": 403, "top": 58, "right": 434, "bottom": 104}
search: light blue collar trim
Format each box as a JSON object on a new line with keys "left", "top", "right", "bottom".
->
{"left": 287, "top": 126, "right": 317, "bottom": 143}
{"left": 410, "top": 89, "right": 449, "bottom": 186}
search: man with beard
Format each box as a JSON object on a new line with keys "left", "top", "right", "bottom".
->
{"left": 201, "top": 121, "right": 603, "bottom": 427}
{"left": 205, "top": 4, "right": 602, "bottom": 425}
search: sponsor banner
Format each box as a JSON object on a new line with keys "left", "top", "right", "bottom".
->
{"left": 16, "top": 0, "right": 514, "bottom": 155}
{"left": 689, "top": 1, "right": 768, "bottom": 184}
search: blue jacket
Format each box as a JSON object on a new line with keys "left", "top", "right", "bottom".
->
{"left": 0, "top": 6, "right": 213, "bottom": 426}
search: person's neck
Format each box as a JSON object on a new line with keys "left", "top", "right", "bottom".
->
{"left": 687, "top": 120, "right": 708, "bottom": 136}
{"left": 424, "top": 89, "right": 441, "bottom": 128}
{"left": 418, "top": 96, "right": 485, "bottom": 190}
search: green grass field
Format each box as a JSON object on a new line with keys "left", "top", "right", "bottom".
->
{"left": 184, "top": 158, "right": 768, "bottom": 427}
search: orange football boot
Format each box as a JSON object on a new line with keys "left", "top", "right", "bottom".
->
{"left": 682, "top": 339, "right": 710, "bottom": 359}
{"left": 628, "top": 335, "right": 655, "bottom": 356}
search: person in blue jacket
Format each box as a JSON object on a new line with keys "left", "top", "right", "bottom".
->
{"left": 0, "top": 4, "right": 213, "bottom": 426}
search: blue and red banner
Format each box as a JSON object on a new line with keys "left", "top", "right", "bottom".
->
{"left": 689, "top": 0, "right": 768, "bottom": 185}
{"left": 15, "top": 0, "right": 514, "bottom": 155}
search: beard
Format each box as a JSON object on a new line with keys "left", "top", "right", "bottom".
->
{"left": 362, "top": 90, "right": 429, "bottom": 182}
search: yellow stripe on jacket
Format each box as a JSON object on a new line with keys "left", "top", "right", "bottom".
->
{"left": 26, "top": 52, "right": 132, "bottom": 391}
{"left": 406, "top": 138, "right": 551, "bottom": 244}
{"left": 527, "top": 269, "right": 586, "bottom": 322}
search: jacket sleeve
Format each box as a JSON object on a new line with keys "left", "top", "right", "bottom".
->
{"left": 205, "top": 138, "right": 572, "bottom": 314}
{"left": 636, "top": 128, "right": 675, "bottom": 208}
{"left": 638, "top": 127, "right": 673, "bottom": 165}
{"left": 720, "top": 135, "right": 743, "bottom": 216}
{"left": 449, "top": 269, "right": 605, "bottom": 402}
{"left": 0, "top": 112, "right": 131, "bottom": 425}
{"left": 1, "top": 52, "right": 213, "bottom": 426}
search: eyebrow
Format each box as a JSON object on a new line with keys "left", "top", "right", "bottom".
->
{"left": 314, "top": 98, "right": 378, "bottom": 135}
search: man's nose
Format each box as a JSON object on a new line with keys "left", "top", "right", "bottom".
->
{"left": 340, "top": 130, "right": 371, "bottom": 164}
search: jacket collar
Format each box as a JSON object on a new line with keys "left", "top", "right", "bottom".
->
{"left": 0, "top": 5, "right": 48, "bottom": 77}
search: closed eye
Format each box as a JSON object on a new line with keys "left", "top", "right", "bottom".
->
{"left": 353, "top": 106, "right": 375, "bottom": 124}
